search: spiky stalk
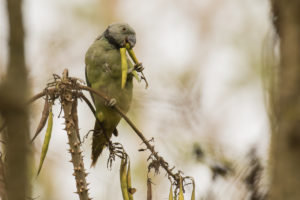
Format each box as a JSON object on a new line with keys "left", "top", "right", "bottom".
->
{"left": 61, "top": 70, "right": 90, "bottom": 200}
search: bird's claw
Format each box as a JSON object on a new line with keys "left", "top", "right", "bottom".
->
{"left": 134, "top": 63, "right": 144, "bottom": 72}
{"left": 105, "top": 98, "right": 117, "bottom": 107}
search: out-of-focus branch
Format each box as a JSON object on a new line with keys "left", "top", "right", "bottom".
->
{"left": 0, "top": 0, "right": 30, "bottom": 199}
{"left": 0, "top": 154, "right": 7, "bottom": 200}
{"left": 270, "top": 1, "right": 300, "bottom": 199}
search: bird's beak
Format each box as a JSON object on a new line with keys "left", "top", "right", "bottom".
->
{"left": 126, "top": 35, "right": 136, "bottom": 48}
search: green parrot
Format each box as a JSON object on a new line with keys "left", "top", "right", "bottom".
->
{"left": 85, "top": 23, "right": 139, "bottom": 166}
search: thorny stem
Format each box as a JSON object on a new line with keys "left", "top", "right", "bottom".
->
{"left": 61, "top": 70, "right": 90, "bottom": 200}
{"left": 26, "top": 69, "right": 187, "bottom": 191}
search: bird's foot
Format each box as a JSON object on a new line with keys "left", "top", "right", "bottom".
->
{"left": 105, "top": 98, "right": 117, "bottom": 107}
{"left": 134, "top": 62, "right": 144, "bottom": 72}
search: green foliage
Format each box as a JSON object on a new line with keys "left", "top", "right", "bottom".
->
{"left": 178, "top": 177, "right": 184, "bottom": 200}
{"left": 168, "top": 183, "right": 173, "bottom": 200}
{"left": 37, "top": 107, "right": 53, "bottom": 175}
{"left": 120, "top": 157, "right": 130, "bottom": 200}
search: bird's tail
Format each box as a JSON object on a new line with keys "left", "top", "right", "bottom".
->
{"left": 91, "top": 120, "right": 112, "bottom": 166}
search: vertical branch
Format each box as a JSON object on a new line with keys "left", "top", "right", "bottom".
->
{"left": 0, "top": 0, "right": 30, "bottom": 199}
{"left": 0, "top": 154, "right": 7, "bottom": 200}
{"left": 270, "top": 0, "right": 300, "bottom": 199}
{"left": 61, "top": 71, "right": 90, "bottom": 200}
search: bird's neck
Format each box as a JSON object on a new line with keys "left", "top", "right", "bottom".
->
{"left": 96, "top": 35, "right": 118, "bottom": 50}
{"left": 103, "top": 30, "right": 121, "bottom": 49}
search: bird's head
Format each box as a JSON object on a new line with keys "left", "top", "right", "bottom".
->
{"left": 104, "top": 23, "right": 136, "bottom": 48}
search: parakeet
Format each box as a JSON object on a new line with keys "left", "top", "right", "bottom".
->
{"left": 85, "top": 23, "right": 137, "bottom": 166}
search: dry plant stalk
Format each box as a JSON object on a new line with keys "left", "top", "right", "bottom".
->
{"left": 0, "top": 154, "right": 7, "bottom": 200}
{"left": 26, "top": 69, "right": 194, "bottom": 199}
{"left": 147, "top": 178, "right": 152, "bottom": 200}
{"left": 60, "top": 70, "right": 90, "bottom": 200}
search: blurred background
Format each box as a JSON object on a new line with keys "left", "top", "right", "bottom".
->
{"left": 0, "top": 0, "right": 274, "bottom": 199}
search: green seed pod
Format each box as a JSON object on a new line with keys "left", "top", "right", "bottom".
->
{"left": 31, "top": 97, "right": 49, "bottom": 143}
{"left": 120, "top": 48, "right": 128, "bottom": 89}
{"left": 37, "top": 107, "right": 53, "bottom": 175}
{"left": 132, "top": 70, "right": 141, "bottom": 82}
{"left": 120, "top": 158, "right": 129, "bottom": 200}
{"left": 191, "top": 179, "right": 195, "bottom": 200}
{"left": 125, "top": 43, "right": 139, "bottom": 64}
{"left": 126, "top": 42, "right": 148, "bottom": 88}
{"left": 127, "top": 161, "right": 135, "bottom": 200}
{"left": 168, "top": 183, "right": 173, "bottom": 200}
{"left": 178, "top": 177, "right": 184, "bottom": 200}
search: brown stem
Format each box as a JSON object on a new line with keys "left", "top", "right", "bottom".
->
{"left": 79, "top": 85, "right": 178, "bottom": 181}
{"left": 61, "top": 73, "right": 90, "bottom": 200}
{"left": 0, "top": 154, "right": 8, "bottom": 200}
{"left": 79, "top": 93, "right": 96, "bottom": 116}
{"left": 78, "top": 93, "right": 101, "bottom": 126}
{"left": 78, "top": 93, "right": 111, "bottom": 143}
{"left": 26, "top": 73, "right": 182, "bottom": 185}
{"left": 27, "top": 91, "right": 46, "bottom": 104}
{"left": 27, "top": 88, "right": 57, "bottom": 104}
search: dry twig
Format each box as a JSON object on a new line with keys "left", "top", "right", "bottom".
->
{"left": 26, "top": 69, "right": 192, "bottom": 199}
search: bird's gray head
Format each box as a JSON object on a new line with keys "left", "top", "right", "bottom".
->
{"left": 103, "top": 23, "right": 136, "bottom": 48}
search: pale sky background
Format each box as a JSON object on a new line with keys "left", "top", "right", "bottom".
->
{"left": 0, "top": 0, "right": 273, "bottom": 199}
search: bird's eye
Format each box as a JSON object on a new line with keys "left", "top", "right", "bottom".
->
{"left": 122, "top": 27, "right": 126, "bottom": 31}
